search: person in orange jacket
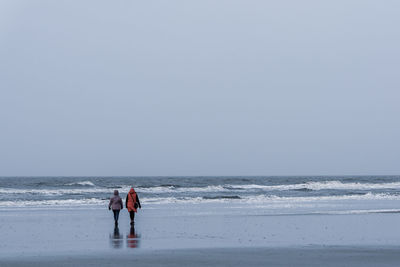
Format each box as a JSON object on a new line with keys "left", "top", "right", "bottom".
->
{"left": 125, "top": 187, "right": 141, "bottom": 225}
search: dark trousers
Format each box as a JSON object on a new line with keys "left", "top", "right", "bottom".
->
{"left": 129, "top": 211, "right": 135, "bottom": 221}
{"left": 113, "top": 210, "right": 120, "bottom": 221}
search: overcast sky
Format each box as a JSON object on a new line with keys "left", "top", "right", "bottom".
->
{"left": 0, "top": 0, "right": 399, "bottom": 176}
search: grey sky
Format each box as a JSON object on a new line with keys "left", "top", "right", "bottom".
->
{"left": 0, "top": 0, "right": 399, "bottom": 176}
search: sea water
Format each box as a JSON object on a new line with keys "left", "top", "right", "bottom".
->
{"left": 1, "top": 176, "right": 400, "bottom": 216}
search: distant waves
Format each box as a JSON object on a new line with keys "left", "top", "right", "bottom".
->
{"left": 1, "top": 176, "right": 400, "bottom": 208}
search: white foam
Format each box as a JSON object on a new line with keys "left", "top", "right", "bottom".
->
{"left": 137, "top": 185, "right": 227, "bottom": 193}
{"left": 64, "top": 181, "right": 95, "bottom": 186}
{"left": 1, "top": 181, "right": 400, "bottom": 196}
{"left": 0, "top": 188, "right": 111, "bottom": 195}
{"left": 140, "top": 192, "right": 400, "bottom": 204}
{"left": 1, "top": 193, "right": 400, "bottom": 208}
{"left": 225, "top": 181, "right": 400, "bottom": 191}
{"left": 0, "top": 198, "right": 103, "bottom": 207}
{"left": 318, "top": 209, "right": 400, "bottom": 215}
{"left": 0, "top": 185, "right": 227, "bottom": 195}
{"left": 239, "top": 192, "right": 400, "bottom": 203}
{"left": 131, "top": 181, "right": 400, "bottom": 193}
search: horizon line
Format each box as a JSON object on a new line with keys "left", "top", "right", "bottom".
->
{"left": 0, "top": 174, "right": 399, "bottom": 178}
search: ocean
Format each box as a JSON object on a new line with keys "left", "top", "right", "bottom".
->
{"left": 1, "top": 176, "right": 400, "bottom": 215}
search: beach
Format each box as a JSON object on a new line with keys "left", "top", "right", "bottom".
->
{"left": 3, "top": 247, "right": 400, "bottom": 267}
{"left": 2, "top": 176, "right": 400, "bottom": 266}
{"left": 2, "top": 203, "right": 400, "bottom": 266}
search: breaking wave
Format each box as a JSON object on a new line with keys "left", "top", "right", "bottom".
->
{"left": 0, "top": 198, "right": 103, "bottom": 207}
{"left": 64, "top": 181, "right": 96, "bottom": 187}
{"left": 2, "top": 181, "right": 400, "bottom": 195}
{"left": 203, "top": 195, "right": 241, "bottom": 200}
{"left": 1, "top": 192, "right": 400, "bottom": 208}
{"left": 142, "top": 192, "right": 400, "bottom": 204}
{"left": 225, "top": 181, "right": 400, "bottom": 191}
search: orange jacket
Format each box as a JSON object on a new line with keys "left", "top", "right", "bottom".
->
{"left": 126, "top": 188, "right": 140, "bottom": 212}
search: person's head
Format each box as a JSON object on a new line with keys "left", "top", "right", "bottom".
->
{"left": 129, "top": 187, "right": 136, "bottom": 193}
{"left": 114, "top": 190, "right": 119, "bottom": 195}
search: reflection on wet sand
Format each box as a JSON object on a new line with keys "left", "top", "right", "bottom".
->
{"left": 109, "top": 226, "right": 140, "bottom": 249}
{"left": 127, "top": 226, "right": 140, "bottom": 248}
{"left": 109, "top": 226, "right": 123, "bottom": 248}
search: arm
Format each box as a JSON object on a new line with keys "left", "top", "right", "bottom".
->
{"left": 136, "top": 194, "right": 141, "bottom": 209}
{"left": 108, "top": 198, "right": 112, "bottom": 210}
{"left": 119, "top": 197, "right": 123, "bottom": 210}
{"left": 125, "top": 195, "right": 129, "bottom": 209}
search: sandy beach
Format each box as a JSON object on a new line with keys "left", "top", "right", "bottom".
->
{"left": 2, "top": 203, "right": 400, "bottom": 266}
{"left": 2, "top": 247, "right": 400, "bottom": 267}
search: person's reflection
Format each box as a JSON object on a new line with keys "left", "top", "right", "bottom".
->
{"left": 127, "top": 226, "right": 140, "bottom": 248}
{"left": 109, "top": 226, "right": 123, "bottom": 248}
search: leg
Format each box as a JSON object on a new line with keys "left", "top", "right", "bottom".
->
{"left": 114, "top": 210, "right": 120, "bottom": 221}
{"left": 113, "top": 210, "right": 120, "bottom": 226}
{"left": 129, "top": 211, "right": 135, "bottom": 225}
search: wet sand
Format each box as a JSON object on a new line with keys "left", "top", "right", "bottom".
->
{"left": 2, "top": 204, "right": 400, "bottom": 266}
{"left": 2, "top": 247, "right": 400, "bottom": 267}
